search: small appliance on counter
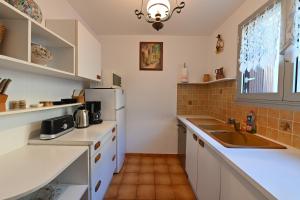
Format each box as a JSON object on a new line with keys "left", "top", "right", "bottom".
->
{"left": 73, "top": 106, "right": 89, "bottom": 128}
{"left": 40, "top": 115, "right": 74, "bottom": 140}
{"left": 86, "top": 101, "right": 103, "bottom": 124}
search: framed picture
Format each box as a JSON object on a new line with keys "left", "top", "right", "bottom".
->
{"left": 139, "top": 42, "right": 163, "bottom": 71}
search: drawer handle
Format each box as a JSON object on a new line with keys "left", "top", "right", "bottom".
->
{"left": 95, "top": 153, "right": 101, "bottom": 163}
{"left": 112, "top": 127, "right": 116, "bottom": 133}
{"left": 95, "top": 180, "right": 101, "bottom": 192}
{"left": 112, "top": 154, "right": 116, "bottom": 161}
{"left": 198, "top": 139, "right": 205, "bottom": 148}
{"left": 193, "top": 134, "right": 198, "bottom": 141}
{"left": 96, "top": 75, "right": 101, "bottom": 80}
{"left": 94, "top": 141, "right": 101, "bottom": 150}
{"left": 112, "top": 135, "right": 116, "bottom": 142}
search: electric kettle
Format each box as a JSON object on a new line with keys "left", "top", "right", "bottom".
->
{"left": 73, "top": 106, "right": 89, "bottom": 128}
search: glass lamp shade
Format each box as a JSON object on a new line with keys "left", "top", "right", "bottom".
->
{"left": 147, "top": 0, "right": 171, "bottom": 19}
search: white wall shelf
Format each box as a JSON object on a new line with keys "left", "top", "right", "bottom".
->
{"left": 0, "top": 103, "right": 81, "bottom": 117}
{"left": 0, "top": 0, "right": 80, "bottom": 81}
{"left": 178, "top": 78, "right": 236, "bottom": 85}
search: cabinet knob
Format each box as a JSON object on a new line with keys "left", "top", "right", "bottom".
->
{"left": 198, "top": 139, "right": 205, "bottom": 148}
{"left": 95, "top": 153, "right": 101, "bottom": 163}
{"left": 95, "top": 180, "right": 101, "bottom": 192}
{"left": 112, "top": 154, "right": 116, "bottom": 161}
{"left": 112, "top": 127, "right": 116, "bottom": 133}
{"left": 112, "top": 135, "right": 116, "bottom": 142}
{"left": 96, "top": 75, "right": 101, "bottom": 80}
{"left": 193, "top": 134, "right": 198, "bottom": 141}
{"left": 94, "top": 141, "right": 101, "bottom": 150}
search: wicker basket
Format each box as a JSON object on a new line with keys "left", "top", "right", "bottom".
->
{"left": 0, "top": 24, "right": 6, "bottom": 45}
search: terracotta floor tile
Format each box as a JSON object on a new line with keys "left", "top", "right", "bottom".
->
{"left": 156, "top": 185, "right": 176, "bottom": 200}
{"left": 155, "top": 173, "right": 171, "bottom": 185}
{"left": 154, "top": 157, "right": 166, "bottom": 164}
{"left": 166, "top": 157, "right": 180, "bottom": 165}
{"left": 125, "top": 164, "right": 140, "bottom": 173}
{"left": 105, "top": 185, "right": 119, "bottom": 199}
{"left": 139, "top": 173, "right": 155, "bottom": 185}
{"left": 118, "top": 185, "right": 137, "bottom": 199}
{"left": 141, "top": 157, "right": 154, "bottom": 165}
{"left": 173, "top": 185, "right": 196, "bottom": 199}
{"left": 127, "top": 156, "right": 140, "bottom": 165}
{"left": 169, "top": 164, "right": 185, "bottom": 174}
{"left": 137, "top": 185, "right": 155, "bottom": 199}
{"left": 170, "top": 174, "right": 189, "bottom": 185}
{"left": 122, "top": 173, "right": 139, "bottom": 184}
{"left": 140, "top": 164, "right": 154, "bottom": 173}
{"left": 111, "top": 173, "right": 123, "bottom": 185}
{"left": 154, "top": 164, "right": 169, "bottom": 173}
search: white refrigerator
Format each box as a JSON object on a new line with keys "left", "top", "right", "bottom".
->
{"left": 85, "top": 88, "right": 126, "bottom": 173}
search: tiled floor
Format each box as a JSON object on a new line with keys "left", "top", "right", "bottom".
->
{"left": 104, "top": 155, "right": 196, "bottom": 200}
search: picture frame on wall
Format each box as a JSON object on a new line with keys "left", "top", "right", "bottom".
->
{"left": 139, "top": 42, "right": 163, "bottom": 71}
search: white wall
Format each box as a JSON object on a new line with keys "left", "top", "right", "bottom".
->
{"left": 208, "top": 0, "right": 268, "bottom": 79}
{"left": 99, "top": 35, "right": 210, "bottom": 154}
{"left": 0, "top": 0, "right": 86, "bottom": 155}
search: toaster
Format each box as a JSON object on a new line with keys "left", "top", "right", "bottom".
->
{"left": 40, "top": 115, "right": 74, "bottom": 140}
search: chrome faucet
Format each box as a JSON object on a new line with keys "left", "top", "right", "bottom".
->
{"left": 228, "top": 118, "right": 241, "bottom": 132}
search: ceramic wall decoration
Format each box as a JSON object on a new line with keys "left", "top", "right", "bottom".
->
{"left": 216, "top": 34, "right": 224, "bottom": 54}
{"left": 5, "top": 0, "right": 43, "bottom": 23}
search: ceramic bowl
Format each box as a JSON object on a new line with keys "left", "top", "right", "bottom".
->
{"left": 31, "top": 43, "right": 53, "bottom": 66}
{"left": 5, "top": 0, "right": 43, "bottom": 23}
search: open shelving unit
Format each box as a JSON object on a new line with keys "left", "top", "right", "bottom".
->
{"left": 0, "top": 0, "right": 77, "bottom": 80}
{"left": 178, "top": 78, "right": 236, "bottom": 85}
{"left": 0, "top": 103, "right": 82, "bottom": 117}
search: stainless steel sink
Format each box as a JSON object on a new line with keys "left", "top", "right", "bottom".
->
{"left": 209, "top": 131, "right": 286, "bottom": 149}
{"left": 187, "top": 118, "right": 286, "bottom": 149}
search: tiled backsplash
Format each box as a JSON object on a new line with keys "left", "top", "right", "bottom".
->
{"left": 177, "top": 80, "right": 300, "bottom": 149}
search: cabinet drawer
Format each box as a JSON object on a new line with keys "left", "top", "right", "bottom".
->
{"left": 90, "top": 129, "right": 113, "bottom": 157}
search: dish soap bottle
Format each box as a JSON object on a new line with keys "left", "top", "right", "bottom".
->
{"left": 180, "top": 63, "right": 189, "bottom": 83}
{"left": 246, "top": 111, "right": 256, "bottom": 134}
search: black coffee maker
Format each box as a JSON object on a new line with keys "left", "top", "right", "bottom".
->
{"left": 86, "top": 101, "right": 103, "bottom": 124}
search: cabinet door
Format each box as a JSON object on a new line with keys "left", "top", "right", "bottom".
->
{"left": 76, "top": 21, "right": 101, "bottom": 81}
{"left": 185, "top": 129, "right": 198, "bottom": 192}
{"left": 220, "top": 163, "right": 268, "bottom": 200}
{"left": 196, "top": 138, "right": 221, "bottom": 200}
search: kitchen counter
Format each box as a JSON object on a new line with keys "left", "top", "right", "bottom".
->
{"left": 0, "top": 145, "right": 88, "bottom": 200}
{"left": 178, "top": 115, "right": 300, "bottom": 200}
{"left": 29, "top": 121, "right": 117, "bottom": 146}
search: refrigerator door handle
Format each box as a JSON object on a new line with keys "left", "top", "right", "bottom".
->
{"left": 116, "top": 106, "right": 125, "bottom": 111}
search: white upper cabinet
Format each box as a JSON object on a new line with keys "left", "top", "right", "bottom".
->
{"left": 46, "top": 20, "right": 102, "bottom": 82}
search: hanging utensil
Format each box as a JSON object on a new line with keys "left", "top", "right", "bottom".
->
{"left": 0, "top": 79, "right": 7, "bottom": 94}
{"left": 1, "top": 79, "right": 11, "bottom": 94}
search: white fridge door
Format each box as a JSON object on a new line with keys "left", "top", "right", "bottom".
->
{"left": 115, "top": 88, "right": 125, "bottom": 110}
{"left": 116, "top": 107, "right": 126, "bottom": 172}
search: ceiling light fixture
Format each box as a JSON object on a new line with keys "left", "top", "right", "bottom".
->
{"left": 135, "top": 0, "right": 185, "bottom": 31}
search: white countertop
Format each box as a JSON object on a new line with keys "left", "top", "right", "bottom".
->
{"left": 29, "top": 121, "right": 117, "bottom": 146}
{"left": 0, "top": 145, "right": 88, "bottom": 200}
{"left": 178, "top": 115, "right": 300, "bottom": 200}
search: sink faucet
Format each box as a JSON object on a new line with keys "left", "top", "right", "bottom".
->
{"left": 228, "top": 118, "right": 241, "bottom": 132}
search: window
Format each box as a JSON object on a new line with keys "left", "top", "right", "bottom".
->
{"left": 237, "top": 0, "right": 300, "bottom": 104}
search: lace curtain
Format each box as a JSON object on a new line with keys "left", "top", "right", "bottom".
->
{"left": 281, "top": 0, "right": 300, "bottom": 62}
{"left": 239, "top": 1, "right": 281, "bottom": 73}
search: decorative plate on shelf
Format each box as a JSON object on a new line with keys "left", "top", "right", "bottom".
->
{"left": 5, "top": 0, "right": 43, "bottom": 23}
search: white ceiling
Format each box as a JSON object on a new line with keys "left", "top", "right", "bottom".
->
{"left": 67, "top": 0, "right": 246, "bottom": 36}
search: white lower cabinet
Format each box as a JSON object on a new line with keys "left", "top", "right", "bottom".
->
{"left": 186, "top": 129, "right": 267, "bottom": 200}
{"left": 186, "top": 129, "right": 199, "bottom": 192}
{"left": 220, "top": 163, "right": 268, "bottom": 200}
{"left": 90, "top": 129, "right": 117, "bottom": 200}
{"left": 196, "top": 138, "right": 221, "bottom": 200}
